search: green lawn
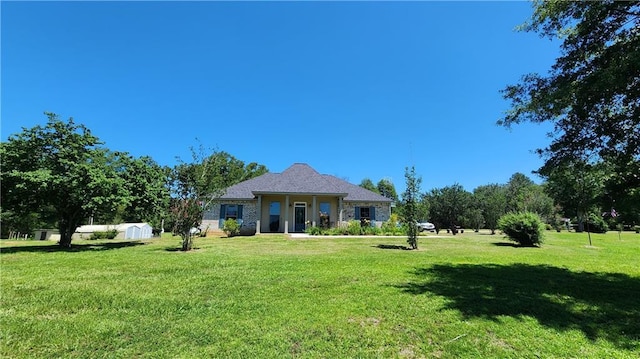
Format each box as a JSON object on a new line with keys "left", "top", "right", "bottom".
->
{"left": 1, "top": 231, "right": 639, "bottom": 358}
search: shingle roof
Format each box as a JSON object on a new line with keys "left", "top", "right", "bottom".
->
{"left": 221, "top": 163, "right": 392, "bottom": 202}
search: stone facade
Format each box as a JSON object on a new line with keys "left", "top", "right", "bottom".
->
{"left": 202, "top": 200, "right": 258, "bottom": 235}
{"left": 202, "top": 199, "right": 392, "bottom": 234}
{"left": 341, "top": 202, "right": 391, "bottom": 227}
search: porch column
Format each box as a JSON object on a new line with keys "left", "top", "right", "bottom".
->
{"left": 312, "top": 196, "right": 317, "bottom": 227}
{"left": 338, "top": 197, "right": 343, "bottom": 225}
{"left": 284, "top": 195, "right": 290, "bottom": 234}
{"left": 256, "top": 195, "right": 262, "bottom": 234}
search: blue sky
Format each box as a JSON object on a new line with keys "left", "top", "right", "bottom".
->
{"left": 1, "top": 1, "right": 560, "bottom": 193}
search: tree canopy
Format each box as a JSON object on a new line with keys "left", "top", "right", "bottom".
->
{"left": 376, "top": 179, "right": 398, "bottom": 202}
{"left": 499, "top": 1, "right": 640, "bottom": 172}
{"left": 1, "top": 114, "right": 127, "bottom": 247}
{"left": 425, "top": 184, "right": 472, "bottom": 234}
{"left": 473, "top": 184, "right": 507, "bottom": 235}
{"left": 358, "top": 178, "right": 378, "bottom": 193}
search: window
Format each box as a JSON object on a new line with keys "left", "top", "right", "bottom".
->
{"left": 319, "top": 202, "right": 330, "bottom": 228}
{"left": 359, "top": 207, "right": 370, "bottom": 220}
{"left": 354, "top": 206, "right": 376, "bottom": 227}
{"left": 269, "top": 202, "right": 280, "bottom": 232}
{"left": 225, "top": 205, "right": 238, "bottom": 220}
{"left": 219, "top": 204, "right": 243, "bottom": 228}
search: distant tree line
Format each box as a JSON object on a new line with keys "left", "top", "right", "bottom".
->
{"left": 362, "top": 170, "right": 638, "bottom": 235}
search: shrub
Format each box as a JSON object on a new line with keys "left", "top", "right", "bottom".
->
{"left": 585, "top": 213, "right": 609, "bottom": 233}
{"left": 498, "top": 212, "right": 545, "bottom": 247}
{"left": 381, "top": 214, "right": 405, "bottom": 235}
{"left": 363, "top": 225, "right": 381, "bottom": 236}
{"left": 347, "top": 220, "right": 362, "bottom": 235}
{"left": 89, "top": 229, "right": 118, "bottom": 240}
{"left": 305, "top": 226, "right": 322, "bottom": 235}
{"left": 222, "top": 219, "right": 240, "bottom": 237}
{"left": 326, "top": 226, "right": 347, "bottom": 235}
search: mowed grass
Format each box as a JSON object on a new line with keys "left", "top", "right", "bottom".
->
{"left": 1, "top": 230, "right": 639, "bottom": 358}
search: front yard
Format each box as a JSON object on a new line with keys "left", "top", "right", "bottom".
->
{"left": 1, "top": 231, "right": 638, "bottom": 358}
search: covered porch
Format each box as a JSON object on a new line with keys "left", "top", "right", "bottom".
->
{"left": 254, "top": 193, "right": 346, "bottom": 234}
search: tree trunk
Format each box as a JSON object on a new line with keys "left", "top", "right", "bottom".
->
{"left": 58, "top": 222, "right": 74, "bottom": 248}
{"left": 181, "top": 232, "right": 193, "bottom": 251}
{"left": 58, "top": 213, "right": 84, "bottom": 248}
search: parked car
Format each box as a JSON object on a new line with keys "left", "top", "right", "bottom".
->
{"left": 417, "top": 222, "right": 435, "bottom": 232}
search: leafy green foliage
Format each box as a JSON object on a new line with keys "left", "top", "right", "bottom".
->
{"left": 346, "top": 220, "right": 362, "bottom": 235}
{"left": 222, "top": 219, "right": 240, "bottom": 237}
{"left": 117, "top": 156, "right": 170, "bottom": 228}
{"left": 169, "top": 146, "right": 268, "bottom": 250}
{"left": 207, "top": 151, "right": 268, "bottom": 189}
{"left": 500, "top": 1, "right": 640, "bottom": 171}
{"left": 88, "top": 230, "right": 118, "bottom": 240}
{"left": 498, "top": 212, "right": 545, "bottom": 247}
{"left": 358, "top": 178, "right": 378, "bottom": 193}
{"left": 304, "top": 215, "right": 403, "bottom": 236}
{"left": 382, "top": 214, "right": 405, "bottom": 236}
{"left": 403, "top": 166, "right": 421, "bottom": 249}
{"left": 585, "top": 213, "right": 609, "bottom": 234}
{"left": 425, "top": 183, "right": 472, "bottom": 234}
{"left": 170, "top": 147, "right": 225, "bottom": 251}
{"left": 377, "top": 179, "right": 398, "bottom": 201}
{"left": 473, "top": 184, "right": 507, "bottom": 234}
{"left": 1, "top": 113, "right": 128, "bottom": 247}
{"left": 304, "top": 226, "right": 322, "bottom": 235}
{"left": 541, "top": 160, "right": 606, "bottom": 231}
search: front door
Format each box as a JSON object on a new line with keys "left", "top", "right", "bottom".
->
{"left": 294, "top": 202, "right": 306, "bottom": 232}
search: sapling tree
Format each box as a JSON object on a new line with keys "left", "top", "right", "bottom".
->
{"left": 169, "top": 146, "right": 268, "bottom": 250}
{"left": 170, "top": 146, "right": 226, "bottom": 251}
{"left": 403, "top": 166, "right": 421, "bottom": 250}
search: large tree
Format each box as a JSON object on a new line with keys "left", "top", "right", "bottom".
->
{"left": 358, "top": 178, "right": 378, "bottom": 193}
{"left": 1, "top": 113, "right": 127, "bottom": 247}
{"left": 377, "top": 179, "right": 398, "bottom": 202}
{"left": 473, "top": 184, "right": 507, "bottom": 234}
{"left": 208, "top": 151, "right": 268, "bottom": 188}
{"left": 117, "top": 155, "right": 171, "bottom": 230}
{"left": 505, "top": 173, "right": 554, "bottom": 221}
{"left": 499, "top": 1, "right": 640, "bottom": 173}
{"left": 426, "top": 184, "right": 472, "bottom": 234}
{"left": 542, "top": 160, "right": 607, "bottom": 231}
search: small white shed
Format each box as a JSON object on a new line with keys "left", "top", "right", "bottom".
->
{"left": 117, "top": 223, "right": 153, "bottom": 239}
{"left": 73, "top": 223, "right": 153, "bottom": 240}
{"left": 33, "top": 229, "right": 60, "bottom": 241}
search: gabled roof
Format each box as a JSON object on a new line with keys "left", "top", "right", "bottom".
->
{"left": 221, "top": 163, "right": 392, "bottom": 202}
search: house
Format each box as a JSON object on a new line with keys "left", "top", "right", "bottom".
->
{"left": 202, "top": 163, "right": 393, "bottom": 234}
{"left": 72, "top": 223, "right": 153, "bottom": 240}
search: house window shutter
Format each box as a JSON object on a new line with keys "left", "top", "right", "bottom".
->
{"left": 370, "top": 207, "right": 376, "bottom": 222}
{"left": 354, "top": 206, "right": 360, "bottom": 220}
{"left": 219, "top": 204, "right": 226, "bottom": 228}
{"left": 238, "top": 205, "right": 243, "bottom": 219}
